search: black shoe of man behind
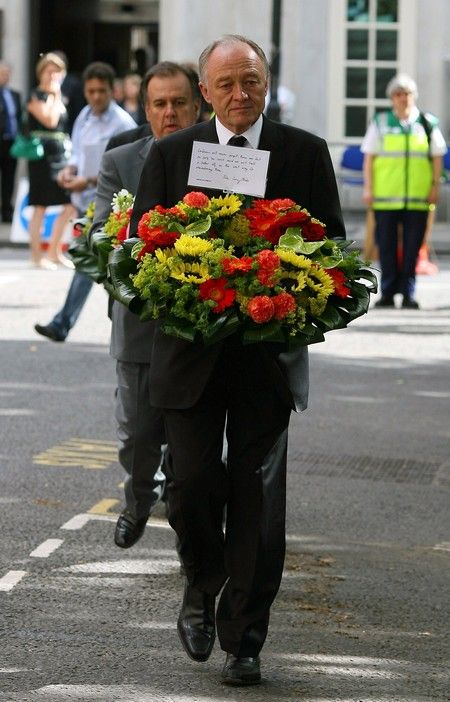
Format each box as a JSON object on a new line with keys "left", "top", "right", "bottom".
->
{"left": 221, "top": 654, "right": 261, "bottom": 686}
{"left": 114, "top": 510, "right": 147, "bottom": 548}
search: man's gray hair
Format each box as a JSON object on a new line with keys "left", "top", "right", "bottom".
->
{"left": 198, "top": 35, "right": 270, "bottom": 84}
{"left": 386, "top": 73, "right": 418, "bottom": 99}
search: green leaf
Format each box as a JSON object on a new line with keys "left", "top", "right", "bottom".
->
{"left": 161, "top": 317, "right": 197, "bottom": 342}
{"left": 242, "top": 320, "right": 285, "bottom": 344}
{"left": 185, "top": 216, "right": 212, "bottom": 236}
{"left": 316, "top": 305, "right": 347, "bottom": 330}
{"left": 202, "top": 312, "right": 240, "bottom": 345}
{"left": 107, "top": 246, "right": 141, "bottom": 309}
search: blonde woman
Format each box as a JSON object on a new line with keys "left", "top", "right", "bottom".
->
{"left": 27, "top": 52, "right": 75, "bottom": 268}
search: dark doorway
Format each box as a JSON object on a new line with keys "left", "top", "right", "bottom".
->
{"left": 29, "top": 0, "right": 158, "bottom": 85}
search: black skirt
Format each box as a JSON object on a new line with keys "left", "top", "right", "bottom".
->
{"left": 28, "top": 137, "right": 72, "bottom": 207}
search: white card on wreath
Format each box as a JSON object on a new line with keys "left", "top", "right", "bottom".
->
{"left": 187, "top": 141, "right": 270, "bottom": 198}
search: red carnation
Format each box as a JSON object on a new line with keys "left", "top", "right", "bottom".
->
{"left": 301, "top": 220, "right": 326, "bottom": 241}
{"left": 198, "top": 277, "right": 236, "bottom": 313}
{"left": 183, "top": 191, "right": 210, "bottom": 208}
{"left": 273, "top": 292, "right": 296, "bottom": 319}
{"left": 221, "top": 256, "right": 254, "bottom": 275}
{"left": 256, "top": 249, "right": 280, "bottom": 271}
{"left": 247, "top": 295, "right": 275, "bottom": 323}
{"left": 327, "top": 268, "right": 350, "bottom": 298}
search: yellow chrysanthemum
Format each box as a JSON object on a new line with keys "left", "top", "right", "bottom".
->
{"left": 154, "top": 247, "right": 176, "bottom": 263}
{"left": 290, "top": 270, "right": 308, "bottom": 292}
{"left": 306, "top": 266, "right": 334, "bottom": 296}
{"left": 174, "top": 235, "right": 214, "bottom": 257}
{"left": 209, "top": 194, "right": 242, "bottom": 218}
{"left": 276, "top": 249, "right": 312, "bottom": 270}
{"left": 222, "top": 214, "right": 250, "bottom": 246}
{"left": 169, "top": 261, "right": 211, "bottom": 284}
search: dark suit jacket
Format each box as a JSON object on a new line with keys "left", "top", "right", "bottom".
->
{"left": 107, "top": 123, "right": 151, "bottom": 151}
{"left": 130, "top": 116, "right": 346, "bottom": 412}
{"left": 0, "top": 88, "right": 21, "bottom": 140}
{"left": 92, "top": 136, "right": 155, "bottom": 363}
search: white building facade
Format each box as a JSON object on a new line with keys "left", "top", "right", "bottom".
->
{"left": 1, "top": 0, "right": 448, "bottom": 148}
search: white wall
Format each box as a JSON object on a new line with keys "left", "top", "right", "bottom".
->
{"left": 158, "top": 0, "right": 272, "bottom": 69}
{"left": 0, "top": 0, "right": 29, "bottom": 94}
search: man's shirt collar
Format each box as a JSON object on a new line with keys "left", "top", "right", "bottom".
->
{"left": 215, "top": 115, "right": 263, "bottom": 148}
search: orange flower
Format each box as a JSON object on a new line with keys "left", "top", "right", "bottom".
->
{"left": 183, "top": 191, "right": 210, "bottom": 208}
{"left": 247, "top": 295, "right": 275, "bottom": 323}
{"left": 327, "top": 268, "right": 350, "bottom": 298}
{"left": 221, "top": 256, "right": 254, "bottom": 274}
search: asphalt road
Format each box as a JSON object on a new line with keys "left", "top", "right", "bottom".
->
{"left": 0, "top": 248, "right": 449, "bottom": 701}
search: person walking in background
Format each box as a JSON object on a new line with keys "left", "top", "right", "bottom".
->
{"left": 26, "top": 52, "right": 75, "bottom": 269}
{"left": 34, "top": 61, "right": 136, "bottom": 343}
{"left": 130, "top": 34, "right": 345, "bottom": 686}
{"left": 0, "top": 60, "right": 21, "bottom": 223}
{"left": 361, "top": 73, "right": 446, "bottom": 309}
{"left": 92, "top": 61, "right": 200, "bottom": 549}
{"left": 119, "top": 73, "right": 146, "bottom": 125}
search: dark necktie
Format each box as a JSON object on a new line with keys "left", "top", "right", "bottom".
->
{"left": 227, "top": 135, "right": 247, "bottom": 147}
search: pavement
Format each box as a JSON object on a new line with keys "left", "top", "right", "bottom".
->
{"left": 0, "top": 242, "right": 449, "bottom": 700}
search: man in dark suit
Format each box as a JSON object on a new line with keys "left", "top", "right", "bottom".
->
{"left": 91, "top": 63, "right": 200, "bottom": 548}
{"left": 0, "top": 61, "right": 21, "bottom": 222}
{"left": 130, "top": 35, "right": 345, "bottom": 686}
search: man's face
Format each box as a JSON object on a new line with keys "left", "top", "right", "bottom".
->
{"left": 199, "top": 42, "right": 268, "bottom": 134}
{"left": 84, "top": 78, "right": 113, "bottom": 115}
{"left": 145, "top": 73, "right": 200, "bottom": 139}
{"left": 0, "top": 66, "right": 11, "bottom": 86}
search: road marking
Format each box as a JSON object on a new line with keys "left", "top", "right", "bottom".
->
{"left": 60, "top": 512, "right": 171, "bottom": 531}
{"left": 33, "top": 438, "right": 117, "bottom": 470}
{"left": 29, "top": 538, "right": 64, "bottom": 558}
{"left": 0, "top": 570, "right": 27, "bottom": 592}
{"left": 62, "top": 559, "right": 179, "bottom": 574}
{"left": 60, "top": 514, "right": 92, "bottom": 530}
{"left": 433, "top": 542, "right": 450, "bottom": 552}
{"left": 88, "top": 498, "right": 120, "bottom": 515}
{"left": 0, "top": 409, "right": 36, "bottom": 416}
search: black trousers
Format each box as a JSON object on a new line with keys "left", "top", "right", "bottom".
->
{"left": 0, "top": 139, "right": 17, "bottom": 221}
{"left": 163, "top": 341, "right": 292, "bottom": 657}
{"left": 375, "top": 209, "right": 428, "bottom": 299}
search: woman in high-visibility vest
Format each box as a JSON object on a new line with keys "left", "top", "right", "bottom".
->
{"left": 361, "top": 74, "right": 446, "bottom": 309}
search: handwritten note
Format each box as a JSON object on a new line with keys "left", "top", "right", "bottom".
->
{"left": 187, "top": 141, "right": 270, "bottom": 197}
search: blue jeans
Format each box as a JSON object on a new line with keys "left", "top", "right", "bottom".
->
{"left": 50, "top": 271, "right": 93, "bottom": 339}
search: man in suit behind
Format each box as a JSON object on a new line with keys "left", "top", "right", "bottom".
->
{"left": 130, "top": 35, "right": 346, "bottom": 685}
{"left": 91, "top": 62, "right": 200, "bottom": 548}
{"left": 0, "top": 61, "right": 21, "bottom": 222}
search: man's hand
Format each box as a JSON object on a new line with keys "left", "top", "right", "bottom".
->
{"left": 57, "top": 165, "right": 77, "bottom": 190}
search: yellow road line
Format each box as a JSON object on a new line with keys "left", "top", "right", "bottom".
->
{"left": 33, "top": 438, "right": 117, "bottom": 470}
{"left": 88, "top": 499, "right": 120, "bottom": 515}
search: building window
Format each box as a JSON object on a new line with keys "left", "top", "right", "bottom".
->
{"left": 344, "top": 0, "right": 399, "bottom": 137}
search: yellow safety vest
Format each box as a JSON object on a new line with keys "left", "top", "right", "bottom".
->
{"left": 372, "top": 112, "right": 432, "bottom": 211}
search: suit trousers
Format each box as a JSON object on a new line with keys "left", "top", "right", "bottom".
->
{"left": 163, "top": 340, "right": 292, "bottom": 657}
{"left": 374, "top": 209, "right": 428, "bottom": 299}
{"left": 115, "top": 360, "right": 166, "bottom": 519}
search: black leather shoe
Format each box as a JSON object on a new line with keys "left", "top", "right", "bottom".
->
{"left": 402, "top": 297, "right": 420, "bottom": 309}
{"left": 177, "top": 580, "right": 216, "bottom": 662}
{"left": 221, "top": 653, "right": 261, "bottom": 686}
{"left": 374, "top": 296, "right": 395, "bottom": 308}
{"left": 34, "top": 323, "right": 66, "bottom": 342}
{"left": 114, "top": 511, "right": 147, "bottom": 548}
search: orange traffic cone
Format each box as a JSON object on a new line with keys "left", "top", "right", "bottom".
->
{"left": 416, "top": 243, "right": 438, "bottom": 275}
